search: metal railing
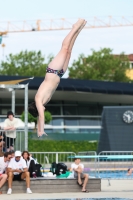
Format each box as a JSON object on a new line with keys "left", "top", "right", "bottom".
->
{"left": 1, "top": 128, "right": 133, "bottom": 181}
{"left": 0, "top": 130, "right": 26, "bottom": 152}
{"left": 97, "top": 151, "right": 133, "bottom": 180}
{"left": 78, "top": 151, "right": 98, "bottom": 177}
{"left": 30, "top": 152, "right": 76, "bottom": 167}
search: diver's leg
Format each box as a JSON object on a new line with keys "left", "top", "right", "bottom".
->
{"left": 48, "top": 19, "right": 85, "bottom": 70}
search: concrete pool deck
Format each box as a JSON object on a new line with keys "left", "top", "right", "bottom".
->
{"left": 1, "top": 180, "right": 133, "bottom": 199}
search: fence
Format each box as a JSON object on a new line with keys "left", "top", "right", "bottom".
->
{"left": 30, "top": 152, "right": 76, "bottom": 167}
{"left": 78, "top": 151, "right": 98, "bottom": 177}
{"left": 97, "top": 151, "right": 133, "bottom": 180}
{"left": 1, "top": 129, "right": 133, "bottom": 181}
{"left": 0, "top": 130, "right": 25, "bottom": 152}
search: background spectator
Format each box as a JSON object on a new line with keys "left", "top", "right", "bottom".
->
{"left": 22, "top": 151, "right": 37, "bottom": 178}
{"left": 4, "top": 111, "right": 19, "bottom": 152}
{"left": 9, "top": 151, "right": 15, "bottom": 158}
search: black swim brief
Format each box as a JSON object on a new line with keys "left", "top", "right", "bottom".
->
{"left": 46, "top": 67, "right": 64, "bottom": 78}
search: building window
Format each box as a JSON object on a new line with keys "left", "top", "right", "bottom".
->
{"left": 63, "top": 106, "right": 78, "bottom": 115}
{"left": 46, "top": 106, "right": 61, "bottom": 115}
{"left": 79, "top": 118, "right": 101, "bottom": 126}
{"left": 64, "top": 118, "right": 79, "bottom": 126}
{"left": 78, "top": 105, "right": 99, "bottom": 115}
{"left": 51, "top": 118, "right": 64, "bottom": 126}
{"left": 65, "top": 128, "right": 79, "bottom": 134}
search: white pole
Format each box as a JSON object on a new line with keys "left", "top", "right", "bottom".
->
{"left": 24, "top": 84, "right": 28, "bottom": 150}
{"left": 11, "top": 89, "right": 15, "bottom": 113}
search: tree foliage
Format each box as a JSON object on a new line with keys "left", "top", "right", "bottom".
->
{"left": 69, "top": 48, "right": 131, "bottom": 82}
{"left": 0, "top": 50, "right": 53, "bottom": 76}
{"left": 20, "top": 111, "right": 52, "bottom": 128}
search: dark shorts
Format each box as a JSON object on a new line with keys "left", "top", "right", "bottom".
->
{"left": 74, "top": 171, "right": 84, "bottom": 179}
{"left": 13, "top": 173, "right": 23, "bottom": 181}
{"left": 46, "top": 66, "right": 64, "bottom": 78}
{"left": 6, "top": 137, "right": 16, "bottom": 148}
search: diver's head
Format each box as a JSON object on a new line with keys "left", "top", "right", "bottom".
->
{"left": 28, "top": 101, "right": 38, "bottom": 117}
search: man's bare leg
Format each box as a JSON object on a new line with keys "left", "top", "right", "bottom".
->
{"left": 62, "top": 20, "right": 87, "bottom": 72}
{"left": 48, "top": 19, "right": 85, "bottom": 70}
{"left": 8, "top": 172, "right": 13, "bottom": 189}
{"left": 21, "top": 172, "right": 30, "bottom": 188}
{"left": 76, "top": 166, "right": 84, "bottom": 185}
{"left": 0, "top": 174, "right": 7, "bottom": 193}
{"left": 77, "top": 172, "right": 82, "bottom": 185}
{"left": 82, "top": 173, "right": 89, "bottom": 192}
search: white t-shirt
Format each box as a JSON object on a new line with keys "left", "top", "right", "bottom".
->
{"left": 4, "top": 117, "right": 19, "bottom": 138}
{"left": 0, "top": 156, "right": 9, "bottom": 174}
{"left": 8, "top": 157, "right": 27, "bottom": 175}
{"left": 71, "top": 163, "right": 84, "bottom": 177}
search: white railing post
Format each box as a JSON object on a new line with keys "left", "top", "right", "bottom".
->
{"left": 24, "top": 84, "right": 28, "bottom": 151}
{"left": 56, "top": 152, "right": 58, "bottom": 163}
{"left": 11, "top": 89, "right": 15, "bottom": 113}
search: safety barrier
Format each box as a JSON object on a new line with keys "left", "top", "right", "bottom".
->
{"left": 1, "top": 129, "right": 133, "bottom": 182}
{"left": 30, "top": 151, "right": 76, "bottom": 167}
{"left": 78, "top": 151, "right": 98, "bottom": 177}
{"left": 98, "top": 151, "right": 133, "bottom": 180}
{"left": 0, "top": 130, "right": 25, "bottom": 152}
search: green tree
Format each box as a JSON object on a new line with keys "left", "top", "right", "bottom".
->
{"left": 20, "top": 111, "right": 52, "bottom": 129}
{"left": 69, "top": 48, "right": 131, "bottom": 82}
{"left": 0, "top": 50, "right": 53, "bottom": 76}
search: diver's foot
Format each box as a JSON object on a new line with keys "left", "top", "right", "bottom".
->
{"left": 79, "top": 20, "right": 87, "bottom": 31}
{"left": 42, "top": 132, "right": 48, "bottom": 136}
{"left": 73, "top": 19, "right": 85, "bottom": 30}
{"left": 38, "top": 132, "right": 48, "bottom": 137}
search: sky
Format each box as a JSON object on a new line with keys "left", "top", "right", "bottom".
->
{"left": 0, "top": 0, "right": 133, "bottom": 77}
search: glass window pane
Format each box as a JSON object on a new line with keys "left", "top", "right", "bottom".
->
{"left": 0, "top": 117, "right": 6, "bottom": 122}
{"left": 46, "top": 106, "right": 61, "bottom": 115}
{"left": 0, "top": 106, "right": 11, "bottom": 115}
{"left": 52, "top": 118, "right": 63, "bottom": 126}
{"left": 79, "top": 118, "right": 101, "bottom": 126}
{"left": 78, "top": 106, "right": 99, "bottom": 115}
{"left": 79, "top": 129, "right": 89, "bottom": 134}
{"left": 15, "top": 106, "right": 25, "bottom": 115}
{"left": 45, "top": 129, "right": 53, "bottom": 133}
{"left": 65, "top": 128, "right": 79, "bottom": 134}
{"left": 79, "top": 119, "right": 89, "bottom": 126}
{"left": 64, "top": 118, "right": 78, "bottom": 126}
{"left": 63, "top": 106, "right": 77, "bottom": 115}
{"left": 0, "top": 99, "right": 11, "bottom": 104}
{"left": 80, "top": 128, "right": 101, "bottom": 134}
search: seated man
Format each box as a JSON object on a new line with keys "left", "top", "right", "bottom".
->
{"left": 70, "top": 158, "right": 89, "bottom": 192}
{"left": 0, "top": 152, "right": 12, "bottom": 194}
{"left": 7, "top": 150, "right": 32, "bottom": 195}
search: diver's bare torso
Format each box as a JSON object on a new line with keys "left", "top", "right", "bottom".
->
{"left": 35, "top": 73, "right": 60, "bottom": 105}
